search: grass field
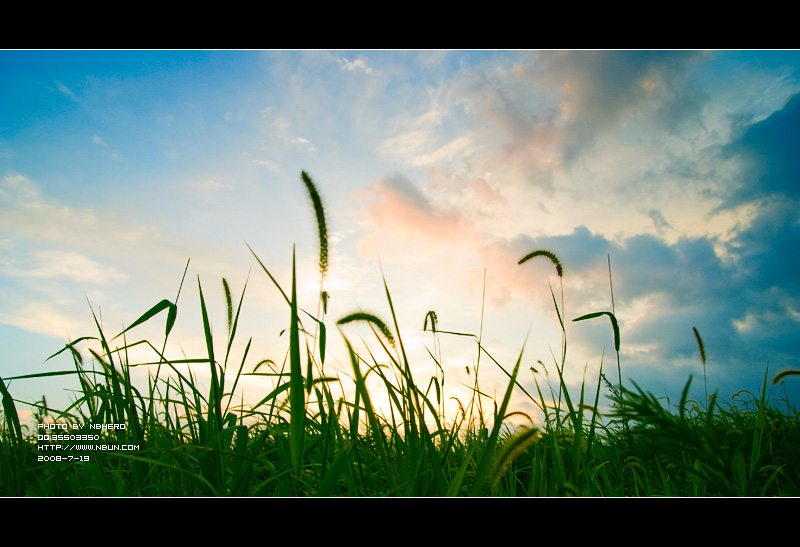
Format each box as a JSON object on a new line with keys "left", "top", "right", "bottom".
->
{"left": 2, "top": 172, "right": 799, "bottom": 497}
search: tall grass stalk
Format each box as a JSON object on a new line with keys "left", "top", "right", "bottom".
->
{"left": 300, "top": 170, "right": 329, "bottom": 376}
{"left": 693, "top": 326, "right": 708, "bottom": 407}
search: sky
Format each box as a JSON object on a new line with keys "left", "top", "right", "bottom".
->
{"left": 2, "top": 50, "right": 800, "bottom": 427}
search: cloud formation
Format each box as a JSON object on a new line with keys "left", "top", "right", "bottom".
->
{"left": 363, "top": 52, "right": 800, "bottom": 402}
{"left": 354, "top": 172, "right": 482, "bottom": 289}
{"left": 3, "top": 250, "right": 127, "bottom": 284}
{"left": 4, "top": 51, "right": 800, "bottom": 414}
{"left": 339, "top": 57, "right": 376, "bottom": 75}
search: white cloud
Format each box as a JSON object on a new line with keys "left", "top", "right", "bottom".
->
{"left": 339, "top": 57, "right": 376, "bottom": 75}
{"left": 54, "top": 81, "right": 77, "bottom": 102}
{"left": 252, "top": 159, "right": 281, "bottom": 171}
{"left": 0, "top": 173, "right": 196, "bottom": 276}
{"left": 272, "top": 116, "right": 291, "bottom": 132}
{"left": 0, "top": 301, "right": 90, "bottom": 339}
{"left": 184, "top": 178, "right": 234, "bottom": 192}
{"left": 4, "top": 251, "right": 127, "bottom": 284}
{"left": 381, "top": 98, "right": 464, "bottom": 166}
{"left": 0, "top": 173, "right": 43, "bottom": 208}
{"left": 406, "top": 134, "right": 477, "bottom": 166}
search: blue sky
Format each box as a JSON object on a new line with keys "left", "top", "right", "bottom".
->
{"left": 2, "top": 50, "right": 800, "bottom": 425}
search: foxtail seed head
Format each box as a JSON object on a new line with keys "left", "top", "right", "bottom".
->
{"left": 518, "top": 249, "right": 563, "bottom": 278}
{"left": 301, "top": 171, "right": 328, "bottom": 278}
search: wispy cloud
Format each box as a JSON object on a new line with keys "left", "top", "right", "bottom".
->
{"left": 339, "top": 57, "right": 376, "bottom": 75}
{"left": 0, "top": 173, "right": 42, "bottom": 208}
{"left": 357, "top": 172, "right": 475, "bottom": 259}
{"left": 3, "top": 250, "right": 127, "bottom": 284}
{"left": 361, "top": 52, "right": 800, "bottom": 399}
{"left": 0, "top": 301, "right": 90, "bottom": 339}
{"left": 54, "top": 80, "right": 78, "bottom": 102}
{"left": 184, "top": 178, "right": 234, "bottom": 193}
{"left": 252, "top": 159, "right": 281, "bottom": 171}
{"left": 0, "top": 173, "right": 199, "bottom": 276}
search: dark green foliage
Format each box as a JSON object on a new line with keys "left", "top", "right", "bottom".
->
{"left": 573, "top": 311, "right": 620, "bottom": 352}
{"left": 5, "top": 257, "right": 797, "bottom": 497}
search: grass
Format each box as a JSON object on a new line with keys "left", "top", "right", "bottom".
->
{"left": 2, "top": 170, "right": 800, "bottom": 497}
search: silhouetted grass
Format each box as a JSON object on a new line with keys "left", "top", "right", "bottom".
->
{"left": 2, "top": 171, "right": 799, "bottom": 497}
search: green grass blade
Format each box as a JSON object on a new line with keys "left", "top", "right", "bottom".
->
{"left": 246, "top": 241, "right": 290, "bottom": 307}
{"left": 111, "top": 299, "right": 176, "bottom": 341}
{"left": 289, "top": 247, "right": 305, "bottom": 484}
{"left": 468, "top": 341, "right": 525, "bottom": 496}
{"left": 0, "top": 377, "right": 23, "bottom": 451}
{"left": 303, "top": 310, "right": 326, "bottom": 366}
{"left": 197, "top": 277, "right": 222, "bottom": 434}
{"left": 573, "top": 311, "right": 620, "bottom": 352}
{"left": 44, "top": 336, "right": 97, "bottom": 363}
{"left": 316, "top": 445, "right": 352, "bottom": 496}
